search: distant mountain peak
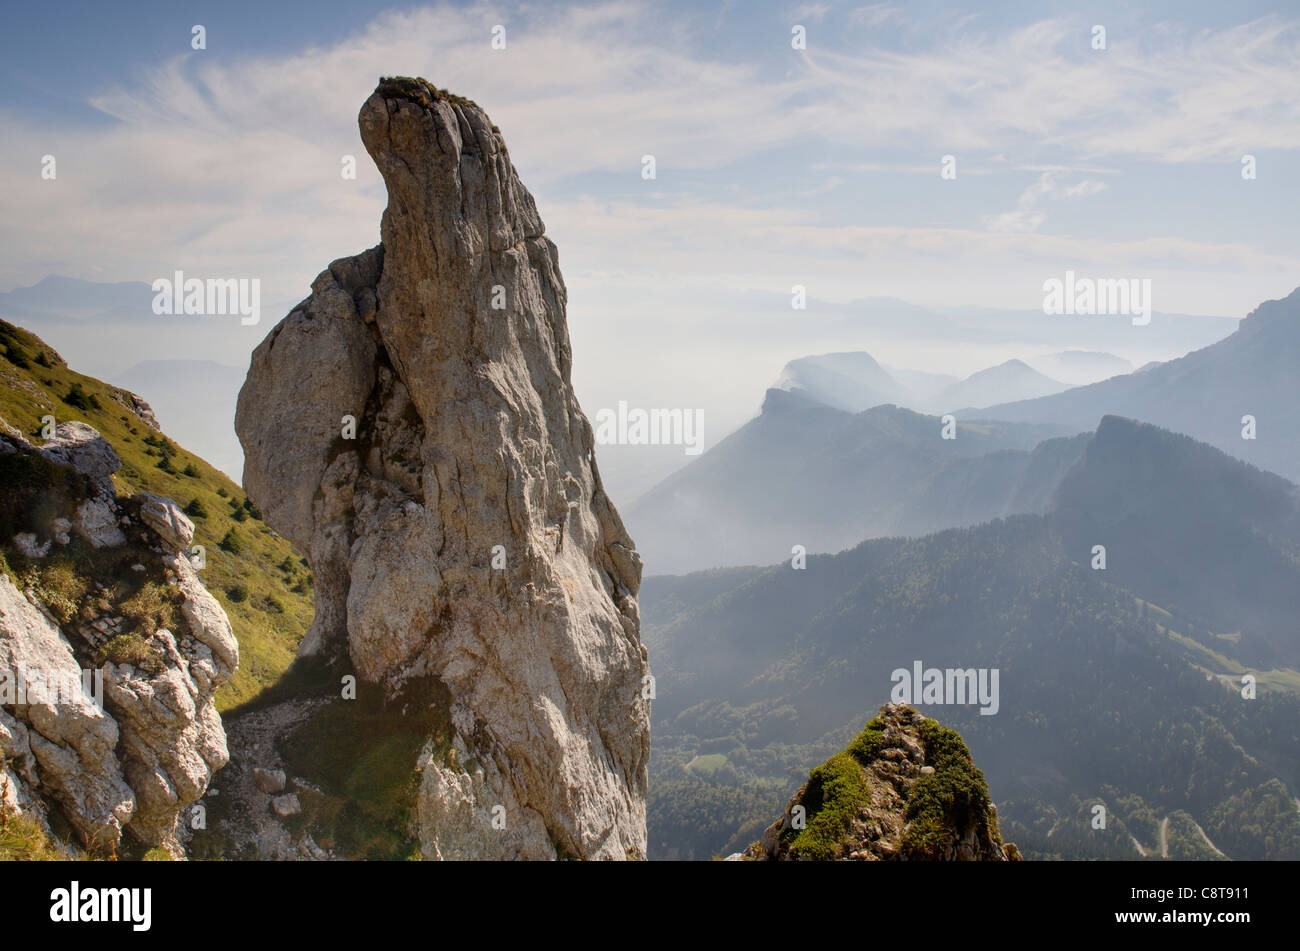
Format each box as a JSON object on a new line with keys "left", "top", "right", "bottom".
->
{"left": 974, "top": 286, "right": 1300, "bottom": 482}
{"left": 760, "top": 385, "right": 843, "bottom": 415}
{"left": 771, "top": 350, "right": 908, "bottom": 414}
{"left": 931, "top": 358, "right": 1068, "bottom": 412}
{"left": 1240, "top": 285, "right": 1300, "bottom": 327}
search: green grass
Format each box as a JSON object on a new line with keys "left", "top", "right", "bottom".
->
{"left": 1147, "top": 607, "right": 1300, "bottom": 696}
{"left": 0, "top": 811, "right": 76, "bottom": 860}
{"left": 901, "top": 719, "right": 996, "bottom": 859}
{"left": 99, "top": 633, "right": 164, "bottom": 675}
{"left": 0, "top": 320, "right": 311, "bottom": 709}
{"left": 785, "top": 716, "right": 885, "bottom": 860}
{"left": 275, "top": 675, "right": 454, "bottom": 860}
{"left": 786, "top": 751, "right": 871, "bottom": 860}
{"left": 684, "top": 753, "right": 728, "bottom": 777}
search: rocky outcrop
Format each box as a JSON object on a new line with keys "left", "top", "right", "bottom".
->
{"left": 236, "top": 77, "right": 650, "bottom": 860}
{"left": 744, "top": 704, "right": 1016, "bottom": 861}
{"left": 0, "top": 573, "right": 133, "bottom": 850}
{"left": 37, "top": 422, "right": 128, "bottom": 549}
{"left": 126, "top": 393, "right": 160, "bottom": 431}
{"left": 0, "top": 422, "right": 237, "bottom": 856}
{"left": 136, "top": 495, "right": 195, "bottom": 552}
{"left": 38, "top": 422, "right": 121, "bottom": 484}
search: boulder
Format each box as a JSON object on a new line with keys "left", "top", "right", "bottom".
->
{"left": 136, "top": 494, "right": 195, "bottom": 552}
{"left": 0, "top": 573, "right": 134, "bottom": 848}
{"left": 73, "top": 498, "right": 125, "bottom": 549}
{"left": 40, "top": 421, "right": 121, "bottom": 481}
{"left": 271, "top": 793, "right": 301, "bottom": 817}
{"left": 251, "top": 767, "right": 287, "bottom": 794}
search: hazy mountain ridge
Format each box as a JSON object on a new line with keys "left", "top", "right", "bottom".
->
{"left": 641, "top": 416, "right": 1300, "bottom": 860}
{"left": 1030, "top": 350, "right": 1133, "bottom": 385}
{"left": 936, "top": 358, "right": 1069, "bottom": 412}
{"left": 627, "top": 389, "right": 1082, "bottom": 573}
{"left": 775, "top": 351, "right": 1072, "bottom": 415}
{"left": 774, "top": 351, "right": 910, "bottom": 413}
{"left": 1052, "top": 415, "right": 1300, "bottom": 668}
{"left": 976, "top": 287, "right": 1300, "bottom": 481}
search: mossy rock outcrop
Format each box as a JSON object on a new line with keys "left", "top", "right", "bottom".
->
{"left": 745, "top": 703, "right": 1018, "bottom": 861}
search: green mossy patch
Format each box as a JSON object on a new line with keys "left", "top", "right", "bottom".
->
{"left": 786, "top": 750, "right": 871, "bottom": 860}
{"left": 98, "top": 633, "right": 164, "bottom": 675}
{"left": 786, "top": 716, "right": 887, "bottom": 860}
{"left": 276, "top": 675, "right": 454, "bottom": 860}
{"left": 900, "top": 719, "right": 996, "bottom": 859}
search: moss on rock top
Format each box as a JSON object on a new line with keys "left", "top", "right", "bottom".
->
{"left": 746, "top": 703, "right": 1016, "bottom": 861}
{"left": 376, "top": 76, "right": 481, "bottom": 111}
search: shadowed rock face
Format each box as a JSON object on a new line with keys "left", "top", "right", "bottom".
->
{"left": 236, "top": 78, "right": 650, "bottom": 860}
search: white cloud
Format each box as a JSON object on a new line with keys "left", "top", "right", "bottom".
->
{"left": 849, "top": 4, "right": 906, "bottom": 29}
{"left": 983, "top": 172, "right": 1109, "bottom": 233}
{"left": 0, "top": 2, "right": 1296, "bottom": 358}
{"left": 803, "top": 15, "right": 1300, "bottom": 161}
{"left": 789, "top": 2, "right": 835, "bottom": 24}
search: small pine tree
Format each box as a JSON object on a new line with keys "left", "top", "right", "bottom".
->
{"left": 2, "top": 345, "right": 29, "bottom": 369}
{"left": 62, "top": 382, "right": 91, "bottom": 411}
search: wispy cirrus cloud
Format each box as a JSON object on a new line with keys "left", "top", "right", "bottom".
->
{"left": 1, "top": 2, "right": 1297, "bottom": 331}
{"left": 803, "top": 15, "right": 1300, "bottom": 161}
{"left": 983, "top": 172, "right": 1109, "bottom": 233}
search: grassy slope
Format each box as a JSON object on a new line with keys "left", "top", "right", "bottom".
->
{"left": 0, "top": 320, "right": 309, "bottom": 710}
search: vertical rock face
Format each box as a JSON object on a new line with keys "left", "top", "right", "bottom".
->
{"left": 236, "top": 78, "right": 650, "bottom": 860}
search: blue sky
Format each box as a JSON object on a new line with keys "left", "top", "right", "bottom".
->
{"left": 2, "top": 0, "right": 1298, "bottom": 492}
{"left": 3, "top": 0, "right": 1296, "bottom": 306}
